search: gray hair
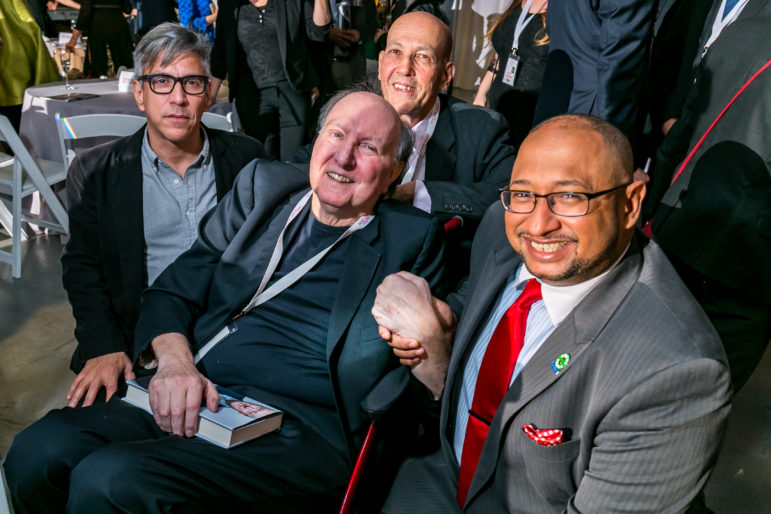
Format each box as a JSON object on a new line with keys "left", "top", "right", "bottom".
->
{"left": 317, "top": 81, "right": 413, "bottom": 165}
{"left": 133, "top": 22, "right": 212, "bottom": 76}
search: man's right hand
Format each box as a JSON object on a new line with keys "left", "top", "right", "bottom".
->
{"left": 148, "top": 333, "right": 219, "bottom": 438}
{"left": 372, "top": 272, "right": 456, "bottom": 397}
{"left": 329, "top": 28, "right": 360, "bottom": 48}
{"left": 67, "top": 351, "right": 135, "bottom": 407}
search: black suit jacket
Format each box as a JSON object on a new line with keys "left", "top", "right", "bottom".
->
{"left": 543, "top": 0, "right": 657, "bottom": 142}
{"left": 63, "top": 127, "right": 266, "bottom": 372}
{"left": 133, "top": 159, "right": 445, "bottom": 458}
{"left": 210, "top": 0, "right": 330, "bottom": 97}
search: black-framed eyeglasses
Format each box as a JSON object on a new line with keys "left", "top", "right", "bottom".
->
{"left": 499, "top": 183, "right": 631, "bottom": 217}
{"left": 137, "top": 74, "right": 209, "bottom": 95}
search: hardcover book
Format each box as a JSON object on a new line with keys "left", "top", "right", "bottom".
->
{"left": 123, "top": 377, "right": 283, "bottom": 449}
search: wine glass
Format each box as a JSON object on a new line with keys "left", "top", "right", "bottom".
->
{"left": 56, "top": 45, "right": 76, "bottom": 91}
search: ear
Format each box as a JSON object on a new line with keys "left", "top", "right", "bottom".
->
{"left": 441, "top": 61, "right": 455, "bottom": 90}
{"left": 133, "top": 80, "right": 146, "bottom": 113}
{"left": 377, "top": 50, "right": 384, "bottom": 80}
{"left": 622, "top": 180, "right": 646, "bottom": 230}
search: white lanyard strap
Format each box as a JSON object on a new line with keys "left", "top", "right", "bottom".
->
{"left": 511, "top": 0, "right": 537, "bottom": 55}
{"left": 193, "top": 191, "right": 374, "bottom": 363}
{"left": 401, "top": 99, "right": 440, "bottom": 183}
{"left": 704, "top": 0, "right": 749, "bottom": 51}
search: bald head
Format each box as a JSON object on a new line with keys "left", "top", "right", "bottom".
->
{"left": 378, "top": 11, "right": 455, "bottom": 127}
{"left": 390, "top": 12, "right": 453, "bottom": 63}
{"left": 528, "top": 115, "right": 634, "bottom": 184}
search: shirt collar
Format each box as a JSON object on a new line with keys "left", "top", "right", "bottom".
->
{"left": 410, "top": 99, "right": 440, "bottom": 156}
{"left": 514, "top": 243, "right": 630, "bottom": 325}
{"left": 141, "top": 127, "right": 211, "bottom": 173}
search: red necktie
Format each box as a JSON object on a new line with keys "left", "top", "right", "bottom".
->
{"left": 456, "top": 278, "right": 542, "bottom": 507}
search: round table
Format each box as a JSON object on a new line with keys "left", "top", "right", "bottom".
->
{"left": 20, "top": 79, "right": 143, "bottom": 162}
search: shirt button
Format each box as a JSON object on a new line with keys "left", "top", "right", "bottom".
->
{"left": 174, "top": 179, "right": 180, "bottom": 184}
{"left": 186, "top": 211, "right": 191, "bottom": 217}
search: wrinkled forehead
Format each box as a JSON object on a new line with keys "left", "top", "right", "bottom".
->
{"left": 388, "top": 13, "right": 452, "bottom": 61}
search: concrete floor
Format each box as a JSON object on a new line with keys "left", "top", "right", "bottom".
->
{"left": 0, "top": 234, "right": 769, "bottom": 512}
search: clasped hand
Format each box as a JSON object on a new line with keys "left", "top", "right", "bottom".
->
{"left": 372, "top": 271, "right": 456, "bottom": 397}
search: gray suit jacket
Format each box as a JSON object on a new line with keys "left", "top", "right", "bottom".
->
{"left": 385, "top": 203, "right": 731, "bottom": 513}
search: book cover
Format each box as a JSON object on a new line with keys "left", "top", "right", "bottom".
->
{"left": 123, "top": 377, "right": 283, "bottom": 449}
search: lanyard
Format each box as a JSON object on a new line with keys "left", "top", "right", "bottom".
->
{"left": 193, "top": 190, "right": 374, "bottom": 363}
{"left": 511, "top": 0, "right": 538, "bottom": 55}
{"left": 704, "top": 0, "right": 749, "bottom": 53}
{"left": 401, "top": 99, "right": 440, "bottom": 183}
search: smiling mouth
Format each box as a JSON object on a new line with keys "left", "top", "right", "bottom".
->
{"left": 529, "top": 240, "right": 570, "bottom": 253}
{"left": 393, "top": 83, "right": 415, "bottom": 92}
{"left": 327, "top": 171, "right": 353, "bottom": 183}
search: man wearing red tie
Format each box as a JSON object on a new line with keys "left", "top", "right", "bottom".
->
{"left": 372, "top": 114, "right": 732, "bottom": 512}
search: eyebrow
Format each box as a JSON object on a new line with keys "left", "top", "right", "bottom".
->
{"left": 327, "top": 121, "right": 384, "bottom": 145}
{"left": 509, "top": 179, "right": 590, "bottom": 189}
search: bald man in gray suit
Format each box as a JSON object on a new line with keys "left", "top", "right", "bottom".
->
{"left": 372, "top": 114, "right": 731, "bottom": 512}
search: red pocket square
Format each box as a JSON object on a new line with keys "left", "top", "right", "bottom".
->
{"left": 522, "top": 424, "right": 564, "bottom": 446}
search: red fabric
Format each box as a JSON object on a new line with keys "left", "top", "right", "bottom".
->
{"left": 456, "top": 279, "right": 542, "bottom": 507}
{"left": 522, "top": 423, "right": 564, "bottom": 446}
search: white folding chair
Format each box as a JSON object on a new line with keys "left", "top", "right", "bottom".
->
{"left": 202, "top": 111, "right": 233, "bottom": 132}
{"left": 0, "top": 115, "right": 68, "bottom": 278}
{"left": 55, "top": 112, "right": 146, "bottom": 166}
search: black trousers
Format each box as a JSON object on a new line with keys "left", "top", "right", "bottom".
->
{"left": 86, "top": 9, "right": 134, "bottom": 77}
{"left": 235, "top": 75, "right": 309, "bottom": 162}
{"left": 3, "top": 398, "right": 348, "bottom": 514}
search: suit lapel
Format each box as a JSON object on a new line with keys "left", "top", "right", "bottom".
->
{"left": 326, "top": 221, "right": 381, "bottom": 359}
{"left": 465, "top": 242, "right": 645, "bottom": 505}
{"left": 424, "top": 95, "right": 456, "bottom": 182}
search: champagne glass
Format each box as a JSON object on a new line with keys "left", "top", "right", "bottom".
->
{"left": 56, "top": 45, "right": 76, "bottom": 91}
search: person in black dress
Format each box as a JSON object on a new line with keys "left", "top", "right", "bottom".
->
{"left": 65, "top": 0, "right": 134, "bottom": 77}
{"left": 473, "top": 0, "right": 548, "bottom": 149}
{"left": 209, "top": 0, "right": 331, "bottom": 161}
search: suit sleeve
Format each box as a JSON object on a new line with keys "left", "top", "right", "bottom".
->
{"left": 593, "top": 0, "right": 656, "bottom": 139}
{"left": 62, "top": 156, "right": 129, "bottom": 365}
{"left": 422, "top": 107, "right": 515, "bottom": 222}
{"left": 569, "top": 359, "right": 731, "bottom": 513}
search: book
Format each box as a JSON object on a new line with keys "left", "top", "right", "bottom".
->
{"left": 123, "top": 377, "right": 283, "bottom": 449}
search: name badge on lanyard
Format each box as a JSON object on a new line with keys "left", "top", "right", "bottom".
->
{"left": 503, "top": 0, "right": 537, "bottom": 87}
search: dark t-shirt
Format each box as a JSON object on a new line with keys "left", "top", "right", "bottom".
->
{"left": 238, "top": 2, "right": 286, "bottom": 88}
{"left": 199, "top": 210, "right": 349, "bottom": 410}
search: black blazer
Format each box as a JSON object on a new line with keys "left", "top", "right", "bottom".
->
{"left": 210, "top": 0, "right": 330, "bottom": 97}
{"left": 133, "top": 159, "right": 446, "bottom": 458}
{"left": 62, "top": 127, "right": 266, "bottom": 372}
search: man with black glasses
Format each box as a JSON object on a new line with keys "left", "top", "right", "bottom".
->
{"left": 373, "top": 114, "right": 732, "bottom": 512}
{"left": 61, "top": 23, "right": 265, "bottom": 409}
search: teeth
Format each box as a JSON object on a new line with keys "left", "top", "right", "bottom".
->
{"left": 394, "top": 84, "right": 414, "bottom": 92}
{"left": 327, "top": 172, "right": 353, "bottom": 183}
{"left": 530, "top": 241, "right": 568, "bottom": 252}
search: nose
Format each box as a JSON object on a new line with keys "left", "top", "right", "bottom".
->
{"left": 168, "top": 80, "right": 188, "bottom": 104}
{"left": 334, "top": 140, "right": 356, "bottom": 169}
{"left": 523, "top": 196, "right": 561, "bottom": 236}
{"left": 393, "top": 52, "right": 414, "bottom": 76}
